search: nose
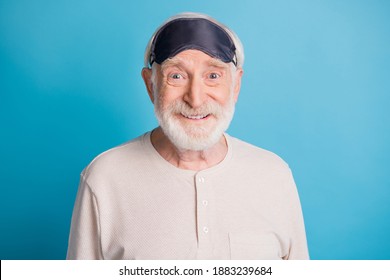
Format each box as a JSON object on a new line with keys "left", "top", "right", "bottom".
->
{"left": 183, "top": 76, "right": 207, "bottom": 108}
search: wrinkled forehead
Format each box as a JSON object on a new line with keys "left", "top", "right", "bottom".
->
{"left": 160, "top": 50, "right": 231, "bottom": 70}
{"left": 149, "top": 18, "right": 236, "bottom": 67}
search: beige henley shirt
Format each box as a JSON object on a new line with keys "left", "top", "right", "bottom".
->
{"left": 67, "top": 132, "right": 309, "bottom": 259}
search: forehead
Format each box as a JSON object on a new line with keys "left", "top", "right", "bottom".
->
{"left": 161, "top": 49, "right": 230, "bottom": 69}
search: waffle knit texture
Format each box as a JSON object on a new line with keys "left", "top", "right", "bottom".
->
{"left": 67, "top": 132, "right": 309, "bottom": 259}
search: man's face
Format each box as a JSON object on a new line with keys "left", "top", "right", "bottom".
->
{"left": 145, "top": 49, "right": 243, "bottom": 151}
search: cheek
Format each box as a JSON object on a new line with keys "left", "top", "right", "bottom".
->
{"left": 155, "top": 91, "right": 176, "bottom": 111}
{"left": 213, "top": 86, "right": 234, "bottom": 105}
{"left": 158, "top": 85, "right": 186, "bottom": 103}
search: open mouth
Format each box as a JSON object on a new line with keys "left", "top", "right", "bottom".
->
{"left": 180, "top": 113, "right": 210, "bottom": 120}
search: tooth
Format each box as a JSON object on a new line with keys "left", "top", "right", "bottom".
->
{"left": 181, "top": 113, "right": 208, "bottom": 120}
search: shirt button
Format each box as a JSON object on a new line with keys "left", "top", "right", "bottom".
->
{"left": 203, "top": 227, "right": 209, "bottom": 234}
{"left": 198, "top": 177, "right": 205, "bottom": 183}
{"left": 202, "top": 200, "right": 208, "bottom": 206}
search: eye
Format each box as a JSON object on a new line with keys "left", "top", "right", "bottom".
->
{"left": 170, "top": 73, "right": 183, "bottom": 79}
{"left": 208, "top": 73, "right": 220, "bottom": 79}
{"left": 166, "top": 71, "right": 186, "bottom": 86}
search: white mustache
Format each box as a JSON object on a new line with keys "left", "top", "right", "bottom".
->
{"left": 167, "top": 100, "right": 224, "bottom": 118}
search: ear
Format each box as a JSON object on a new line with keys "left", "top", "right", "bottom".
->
{"left": 141, "top": 67, "right": 155, "bottom": 103}
{"left": 233, "top": 67, "right": 243, "bottom": 102}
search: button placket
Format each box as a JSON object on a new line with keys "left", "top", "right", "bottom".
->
{"left": 195, "top": 173, "right": 212, "bottom": 247}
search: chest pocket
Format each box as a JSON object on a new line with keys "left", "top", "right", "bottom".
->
{"left": 229, "top": 232, "right": 282, "bottom": 260}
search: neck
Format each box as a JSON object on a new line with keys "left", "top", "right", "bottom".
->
{"left": 150, "top": 127, "right": 228, "bottom": 171}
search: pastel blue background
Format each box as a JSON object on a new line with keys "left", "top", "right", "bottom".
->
{"left": 1, "top": 0, "right": 389, "bottom": 260}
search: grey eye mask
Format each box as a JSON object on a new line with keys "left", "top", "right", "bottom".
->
{"left": 149, "top": 18, "right": 237, "bottom": 67}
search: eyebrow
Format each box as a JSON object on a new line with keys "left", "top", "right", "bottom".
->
{"left": 160, "top": 57, "right": 183, "bottom": 72}
{"left": 207, "top": 58, "right": 230, "bottom": 69}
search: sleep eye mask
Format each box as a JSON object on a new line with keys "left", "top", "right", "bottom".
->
{"left": 149, "top": 18, "right": 237, "bottom": 67}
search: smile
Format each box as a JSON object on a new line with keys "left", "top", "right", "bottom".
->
{"left": 180, "top": 113, "right": 210, "bottom": 120}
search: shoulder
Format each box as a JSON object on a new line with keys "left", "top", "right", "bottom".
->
{"left": 226, "top": 135, "right": 297, "bottom": 196}
{"left": 227, "top": 134, "right": 290, "bottom": 172}
{"left": 81, "top": 132, "right": 150, "bottom": 184}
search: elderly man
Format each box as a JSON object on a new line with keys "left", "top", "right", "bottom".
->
{"left": 67, "top": 12, "right": 309, "bottom": 260}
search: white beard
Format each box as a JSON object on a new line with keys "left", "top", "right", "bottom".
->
{"left": 154, "top": 95, "right": 235, "bottom": 151}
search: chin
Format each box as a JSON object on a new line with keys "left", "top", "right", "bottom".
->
{"left": 165, "top": 122, "right": 224, "bottom": 151}
{"left": 157, "top": 111, "right": 230, "bottom": 151}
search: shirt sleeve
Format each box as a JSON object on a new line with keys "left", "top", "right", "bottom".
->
{"left": 284, "top": 169, "right": 310, "bottom": 260}
{"left": 66, "top": 174, "right": 103, "bottom": 259}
